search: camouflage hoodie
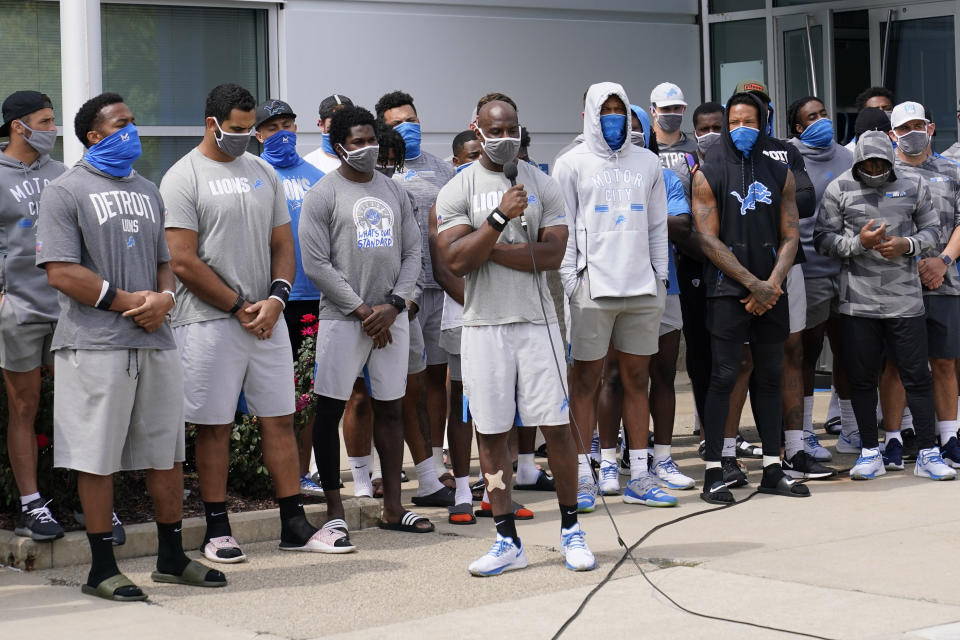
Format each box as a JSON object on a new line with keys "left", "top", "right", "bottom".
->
{"left": 814, "top": 130, "right": 939, "bottom": 318}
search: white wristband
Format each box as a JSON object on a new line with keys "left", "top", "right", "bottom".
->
{"left": 269, "top": 294, "right": 287, "bottom": 310}
{"left": 161, "top": 289, "right": 176, "bottom": 305}
{"left": 95, "top": 280, "right": 110, "bottom": 307}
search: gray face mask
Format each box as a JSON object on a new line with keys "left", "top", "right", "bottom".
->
{"left": 696, "top": 131, "right": 721, "bottom": 155}
{"left": 656, "top": 112, "right": 683, "bottom": 133}
{"left": 477, "top": 126, "right": 521, "bottom": 166}
{"left": 630, "top": 131, "right": 645, "bottom": 148}
{"left": 857, "top": 168, "right": 890, "bottom": 188}
{"left": 16, "top": 120, "right": 57, "bottom": 156}
{"left": 213, "top": 118, "right": 252, "bottom": 158}
{"left": 339, "top": 143, "right": 379, "bottom": 173}
{"left": 896, "top": 129, "right": 929, "bottom": 156}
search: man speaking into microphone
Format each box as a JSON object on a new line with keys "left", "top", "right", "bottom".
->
{"left": 436, "top": 94, "right": 596, "bottom": 576}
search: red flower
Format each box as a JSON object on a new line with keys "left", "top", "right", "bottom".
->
{"left": 36, "top": 434, "right": 50, "bottom": 448}
{"left": 301, "top": 325, "right": 318, "bottom": 337}
{"left": 301, "top": 313, "right": 317, "bottom": 324}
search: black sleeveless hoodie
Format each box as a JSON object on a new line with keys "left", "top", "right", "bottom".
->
{"left": 700, "top": 93, "right": 790, "bottom": 299}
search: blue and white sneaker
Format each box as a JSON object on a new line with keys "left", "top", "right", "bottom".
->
{"left": 589, "top": 433, "right": 601, "bottom": 468}
{"left": 939, "top": 436, "right": 960, "bottom": 468}
{"left": 560, "top": 524, "right": 596, "bottom": 571}
{"left": 882, "top": 438, "right": 904, "bottom": 470}
{"left": 623, "top": 476, "right": 678, "bottom": 507}
{"left": 598, "top": 461, "right": 620, "bottom": 495}
{"left": 577, "top": 477, "right": 597, "bottom": 513}
{"left": 850, "top": 448, "right": 885, "bottom": 480}
{"left": 914, "top": 447, "right": 958, "bottom": 481}
{"left": 803, "top": 430, "right": 833, "bottom": 462}
{"left": 468, "top": 534, "right": 528, "bottom": 576}
{"left": 300, "top": 474, "right": 325, "bottom": 497}
{"left": 651, "top": 456, "right": 695, "bottom": 490}
{"left": 836, "top": 430, "right": 862, "bottom": 455}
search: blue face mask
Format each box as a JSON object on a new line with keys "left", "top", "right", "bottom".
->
{"left": 261, "top": 130, "right": 300, "bottom": 168}
{"left": 730, "top": 126, "right": 759, "bottom": 158}
{"left": 394, "top": 122, "right": 422, "bottom": 160}
{"left": 800, "top": 118, "right": 835, "bottom": 149}
{"left": 766, "top": 106, "right": 775, "bottom": 136}
{"left": 321, "top": 133, "right": 335, "bottom": 155}
{"left": 84, "top": 122, "right": 142, "bottom": 177}
{"left": 600, "top": 113, "right": 627, "bottom": 151}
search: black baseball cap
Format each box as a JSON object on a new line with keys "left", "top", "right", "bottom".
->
{"left": 318, "top": 94, "right": 353, "bottom": 120}
{"left": 1, "top": 90, "right": 53, "bottom": 137}
{"left": 254, "top": 99, "right": 296, "bottom": 129}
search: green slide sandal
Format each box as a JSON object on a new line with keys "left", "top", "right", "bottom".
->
{"left": 151, "top": 559, "right": 227, "bottom": 588}
{"left": 80, "top": 573, "right": 148, "bottom": 602}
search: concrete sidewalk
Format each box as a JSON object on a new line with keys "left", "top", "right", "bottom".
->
{"left": 2, "top": 388, "right": 960, "bottom": 639}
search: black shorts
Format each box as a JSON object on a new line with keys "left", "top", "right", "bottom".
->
{"left": 924, "top": 295, "right": 960, "bottom": 359}
{"left": 283, "top": 299, "right": 321, "bottom": 360}
{"left": 706, "top": 294, "right": 790, "bottom": 344}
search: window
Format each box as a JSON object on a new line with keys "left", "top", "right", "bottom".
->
{"left": 710, "top": 0, "right": 763, "bottom": 13}
{"left": 710, "top": 19, "right": 767, "bottom": 103}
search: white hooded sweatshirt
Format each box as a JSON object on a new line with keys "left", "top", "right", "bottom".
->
{"left": 554, "top": 81, "right": 667, "bottom": 299}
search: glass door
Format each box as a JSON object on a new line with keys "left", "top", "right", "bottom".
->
{"left": 774, "top": 11, "right": 832, "bottom": 140}
{"left": 870, "top": 3, "right": 957, "bottom": 152}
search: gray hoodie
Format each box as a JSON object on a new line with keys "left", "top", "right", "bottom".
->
{"left": 787, "top": 139, "right": 854, "bottom": 279}
{"left": 0, "top": 146, "right": 65, "bottom": 324}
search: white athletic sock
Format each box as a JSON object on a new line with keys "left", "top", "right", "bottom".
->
{"left": 516, "top": 453, "right": 539, "bottom": 485}
{"left": 862, "top": 447, "right": 879, "bottom": 458}
{"left": 876, "top": 400, "right": 883, "bottom": 423}
{"left": 415, "top": 458, "right": 444, "bottom": 497}
{"left": 600, "top": 447, "right": 617, "bottom": 466}
{"left": 20, "top": 492, "right": 40, "bottom": 510}
{"left": 839, "top": 399, "right": 859, "bottom": 437}
{"left": 432, "top": 446, "right": 445, "bottom": 477}
{"left": 885, "top": 430, "right": 902, "bottom": 446}
{"left": 652, "top": 443, "right": 671, "bottom": 462}
{"left": 482, "top": 488, "right": 490, "bottom": 505}
{"left": 722, "top": 437, "right": 736, "bottom": 458}
{"left": 370, "top": 439, "right": 382, "bottom": 481}
{"left": 578, "top": 454, "right": 592, "bottom": 480}
{"left": 827, "top": 388, "right": 840, "bottom": 421}
{"left": 901, "top": 408, "right": 914, "bottom": 432}
{"left": 802, "top": 396, "right": 815, "bottom": 433}
{"left": 705, "top": 460, "right": 721, "bottom": 470}
{"left": 454, "top": 475, "right": 471, "bottom": 506}
{"left": 762, "top": 455, "right": 780, "bottom": 469}
{"left": 348, "top": 455, "right": 373, "bottom": 497}
{"left": 936, "top": 420, "right": 958, "bottom": 445}
{"left": 629, "top": 449, "right": 648, "bottom": 480}
{"left": 784, "top": 430, "right": 803, "bottom": 459}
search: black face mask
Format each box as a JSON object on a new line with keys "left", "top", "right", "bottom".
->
{"left": 376, "top": 165, "right": 396, "bottom": 178}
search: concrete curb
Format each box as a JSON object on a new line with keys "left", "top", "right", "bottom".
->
{"left": 1, "top": 497, "right": 382, "bottom": 571}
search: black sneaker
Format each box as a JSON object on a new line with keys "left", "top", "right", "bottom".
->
{"left": 619, "top": 451, "right": 631, "bottom": 476}
{"left": 736, "top": 434, "right": 763, "bottom": 459}
{"left": 823, "top": 416, "right": 841, "bottom": 435}
{"left": 73, "top": 508, "right": 126, "bottom": 546}
{"left": 782, "top": 450, "right": 837, "bottom": 480}
{"left": 15, "top": 498, "right": 64, "bottom": 541}
{"left": 902, "top": 429, "right": 919, "bottom": 462}
{"left": 721, "top": 456, "right": 748, "bottom": 488}
{"left": 697, "top": 440, "right": 706, "bottom": 460}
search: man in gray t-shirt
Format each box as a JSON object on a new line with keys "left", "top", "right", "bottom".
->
{"left": 162, "top": 83, "right": 328, "bottom": 561}
{"left": 437, "top": 97, "right": 595, "bottom": 576}
{"left": 37, "top": 93, "right": 224, "bottom": 601}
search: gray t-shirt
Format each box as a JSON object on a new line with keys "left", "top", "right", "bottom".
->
{"left": 160, "top": 148, "right": 289, "bottom": 327}
{"left": 299, "top": 170, "right": 421, "bottom": 321}
{"left": 436, "top": 161, "right": 566, "bottom": 327}
{"left": 392, "top": 151, "right": 455, "bottom": 290}
{"left": 35, "top": 162, "right": 175, "bottom": 350}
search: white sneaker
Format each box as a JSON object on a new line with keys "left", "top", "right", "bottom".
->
{"left": 651, "top": 456, "right": 696, "bottom": 490}
{"left": 850, "top": 449, "right": 885, "bottom": 480}
{"left": 803, "top": 431, "right": 833, "bottom": 462}
{"left": 468, "top": 534, "right": 527, "bottom": 577}
{"left": 836, "top": 431, "right": 862, "bottom": 454}
{"left": 560, "top": 524, "right": 596, "bottom": 571}
{"left": 914, "top": 447, "right": 958, "bottom": 481}
{"left": 598, "top": 460, "right": 620, "bottom": 495}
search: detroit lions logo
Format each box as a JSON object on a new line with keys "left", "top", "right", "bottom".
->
{"left": 730, "top": 181, "right": 772, "bottom": 216}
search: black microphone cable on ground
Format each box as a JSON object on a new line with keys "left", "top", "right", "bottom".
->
{"left": 507, "top": 161, "right": 840, "bottom": 640}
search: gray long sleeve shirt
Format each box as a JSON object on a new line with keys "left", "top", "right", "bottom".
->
{"left": 299, "top": 170, "right": 421, "bottom": 321}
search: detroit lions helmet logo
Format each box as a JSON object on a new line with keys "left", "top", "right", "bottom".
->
{"left": 730, "top": 181, "right": 772, "bottom": 216}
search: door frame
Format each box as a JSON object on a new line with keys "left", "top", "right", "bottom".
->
{"left": 773, "top": 10, "right": 833, "bottom": 139}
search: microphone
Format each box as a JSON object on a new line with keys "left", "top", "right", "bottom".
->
{"left": 503, "top": 160, "right": 526, "bottom": 228}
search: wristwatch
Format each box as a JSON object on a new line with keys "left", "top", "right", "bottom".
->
{"left": 940, "top": 253, "right": 954, "bottom": 266}
{"left": 388, "top": 294, "right": 406, "bottom": 314}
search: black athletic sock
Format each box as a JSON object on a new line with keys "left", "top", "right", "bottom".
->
{"left": 156, "top": 521, "right": 191, "bottom": 576}
{"left": 203, "top": 501, "right": 230, "bottom": 544}
{"left": 559, "top": 503, "right": 578, "bottom": 530}
{"left": 704, "top": 466, "right": 723, "bottom": 490}
{"left": 86, "top": 531, "right": 120, "bottom": 588}
{"left": 278, "top": 494, "right": 317, "bottom": 545}
{"left": 493, "top": 513, "right": 519, "bottom": 547}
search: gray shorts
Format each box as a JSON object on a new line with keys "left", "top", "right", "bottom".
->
{"left": 658, "top": 294, "right": 682, "bottom": 336}
{"left": 0, "top": 299, "right": 54, "bottom": 372}
{"left": 805, "top": 276, "right": 837, "bottom": 329}
{"left": 53, "top": 348, "right": 185, "bottom": 475}
{"left": 419, "top": 288, "right": 447, "bottom": 366}
{"left": 569, "top": 272, "right": 665, "bottom": 362}
{"left": 440, "top": 327, "right": 462, "bottom": 381}
{"left": 313, "top": 313, "right": 410, "bottom": 401}
{"left": 174, "top": 317, "right": 295, "bottom": 425}
{"left": 786, "top": 264, "right": 807, "bottom": 334}
{"left": 408, "top": 315, "right": 427, "bottom": 375}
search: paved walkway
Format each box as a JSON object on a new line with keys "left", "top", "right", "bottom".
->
{"left": 2, "top": 386, "right": 959, "bottom": 639}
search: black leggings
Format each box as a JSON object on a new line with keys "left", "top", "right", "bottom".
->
{"left": 703, "top": 337, "right": 784, "bottom": 462}
{"left": 313, "top": 395, "right": 346, "bottom": 492}
{"left": 676, "top": 254, "right": 711, "bottom": 417}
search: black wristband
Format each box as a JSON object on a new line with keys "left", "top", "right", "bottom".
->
{"left": 388, "top": 294, "right": 406, "bottom": 314}
{"left": 487, "top": 208, "right": 508, "bottom": 232}
{"left": 96, "top": 284, "right": 117, "bottom": 311}
{"left": 228, "top": 293, "right": 245, "bottom": 315}
{"left": 270, "top": 279, "right": 292, "bottom": 306}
